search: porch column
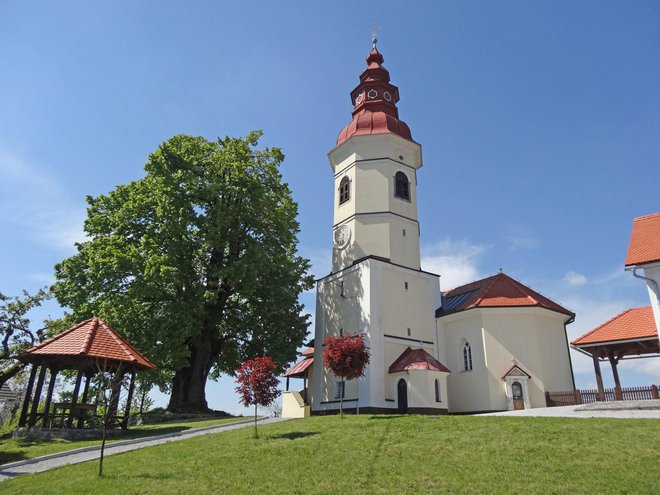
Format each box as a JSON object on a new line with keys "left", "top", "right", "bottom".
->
{"left": 77, "top": 372, "right": 93, "bottom": 428}
{"left": 18, "top": 364, "right": 39, "bottom": 427}
{"left": 42, "top": 367, "right": 59, "bottom": 428}
{"left": 108, "top": 370, "right": 125, "bottom": 426}
{"left": 27, "top": 365, "right": 48, "bottom": 427}
{"left": 67, "top": 369, "right": 84, "bottom": 428}
{"left": 592, "top": 352, "right": 605, "bottom": 401}
{"left": 121, "top": 371, "right": 137, "bottom": 430}
{"left": 608, "top": 352, "right": 623, "bottom": 400}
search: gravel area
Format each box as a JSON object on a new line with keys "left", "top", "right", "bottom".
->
{"left": 0, "top": 417, "right": 291, "bottom": 482}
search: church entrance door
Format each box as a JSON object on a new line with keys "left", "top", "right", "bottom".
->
{"left": 397, "top": 379, "right": 408, "bottom": 413}
{"left": 512, "top": 381, "right": 525, "bottom": 410}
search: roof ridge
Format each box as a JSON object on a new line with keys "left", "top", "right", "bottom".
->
{"left": 81, "top": 317, "right": 99, "bottom": 354}
{"left": 504, "top": 274, "right": 540, "bottom": 305}
{"left": 571, "top": 306, "right": 650, "bottom": 344}
{"left": 473, "top": 273, "right": 503, "bottom": 306}
{"left": 633, "top": 212, "right": 660, "bottom": 222}
{"left": 102, "top": 321, "right": 138, "bottom": 362}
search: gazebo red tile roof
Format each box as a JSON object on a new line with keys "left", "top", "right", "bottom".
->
{"left": 20, "top": 317, "right": 155, "bottom": 371}
{"left": 625, "top": 212, "right": 660, "bottom": 267}
{"left": 389, "top": 347, "right": 450, "bottom": 373}
{"left": 571, "top": 306, "right": 658, "bottom": 346}
{"left": 437, "top": 272, "right": 573, "bottom": 318}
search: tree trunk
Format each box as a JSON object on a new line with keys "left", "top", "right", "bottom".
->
{"left": 167, "top": 337, "right": 215, "bottom": 412}
{"left": 0, "top": 361, "right": 26, "bottom": 389}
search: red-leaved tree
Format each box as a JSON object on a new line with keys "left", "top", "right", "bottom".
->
{"left": 322, "top": 332, "right": 370, "bottom": 417}
{"left": 235, "top": 357, "right": 281, "bottom": 438}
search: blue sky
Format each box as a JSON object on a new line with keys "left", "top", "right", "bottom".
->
{"left": 1, "top": 1, "right": 658, "bottom": 414}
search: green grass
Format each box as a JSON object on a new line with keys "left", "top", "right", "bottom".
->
{"left": 0, "top": 416, "right": 248, "bottom": 465}
{"left": 0, "top": 415, "right": 658, "bottom": 494}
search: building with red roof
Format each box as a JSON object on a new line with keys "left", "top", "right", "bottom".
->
{"left": 283, "top": 40, "right": 577, "bottom": 417}
{"left": 571, "top": 212, "right": 660, "bottom": 400}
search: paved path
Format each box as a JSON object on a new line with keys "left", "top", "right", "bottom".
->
{"left": 480, "top": 400, "right": 660, "bottom": 419}
{"left": 0, "top": 417, "right": 290, "bottom": 482}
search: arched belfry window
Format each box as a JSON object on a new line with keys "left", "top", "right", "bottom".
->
{"left": 339, "top": 176, "right": 350, "bottom": 205}
{"left": 394, "top": 171, "right": 410, "bottom": 201}
{"left": 463, "top": 341, "right": 473, "bottom": 371}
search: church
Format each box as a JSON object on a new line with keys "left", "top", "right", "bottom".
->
{"left": 282, "top": 42, "right": 575, "bottom": 416}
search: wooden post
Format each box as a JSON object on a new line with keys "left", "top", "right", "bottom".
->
{"left": 545, "top": 391, "right": 552, "bottom": 407}
{"left": 286, "top": 376, "right": 289, "bottom": 391}
{"left": 67, "top": 369, "right": 84, "bottom": 428}
{"left": 18, "top": 364, "right": 39, "bottom": 427}
{"left": 608, "top": 352, "right": 623, "bottom": 400}
{"left": 108, "top": 370, "right": 125, "bottom": 427}
{"left": 121, "top": 372, "right": 137, "bottom": 430}
{"left": 574, "top": 389, "right": 581, "bottom": 405}
{"left": 27, "top": 365, "right": 48, "bottom": 427}
{"left": 42, "top": 368, "right": 59, "bottom": 428}
{"left": 592, "top": 352, "right": 605, "bottom": 401}
{"left": 77, "top": 372, "right": 93, "bottom": 428}
{"left": 651, "top": 384, "right": 659, "bottom": 400}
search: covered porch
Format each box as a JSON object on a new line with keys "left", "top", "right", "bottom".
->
{"left": 282, "top": 347, "right": 313, "bottom": 418}
{"left": 571, "top": 306, "right": 659, "bottom": 401}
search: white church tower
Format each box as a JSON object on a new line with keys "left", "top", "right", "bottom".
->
{"left": 309, "top": 41, "right": 449, "bottom": 415}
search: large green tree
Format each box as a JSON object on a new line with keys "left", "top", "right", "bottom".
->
{"left": 0, "top": 288, "right": 52, "bottom": 388}
{"left": 52, "top": 132, "right": 313, "bottom": 411}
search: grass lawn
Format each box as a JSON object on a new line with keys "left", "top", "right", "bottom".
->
{"left": 0, "top": 416, "right": 248, "bottom": 465}
{"left": 0, "top": 415, "right": 658, "bottom": 494}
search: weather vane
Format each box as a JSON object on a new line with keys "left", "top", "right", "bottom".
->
{"left": 370, "top": 22, "right": 379, "bottom": 48}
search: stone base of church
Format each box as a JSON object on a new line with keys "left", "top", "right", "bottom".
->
{"left": 312, "top": 406, "right": 449, "bottom": 416}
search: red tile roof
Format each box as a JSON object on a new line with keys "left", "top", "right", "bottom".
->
{"left": 283, "top": 357, "right": 313, "bottom": 377}
{"left": 571, "top": 306, "right": 658, "bottom": 346}
{"left": 388, "top": 347, "right": 450, "bottom": 373}
{"left": 625, "top": 212, "right": 660, "bottom": 267}
{"left": 20, "top": 317, "right": 155, "bottom": 370}
{"left": 437, "top": 272, "right": 574, "bottom": 318}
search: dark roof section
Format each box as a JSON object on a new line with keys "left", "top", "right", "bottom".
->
{"left": 436, "top": 272, "right": 574, "bottom": 319}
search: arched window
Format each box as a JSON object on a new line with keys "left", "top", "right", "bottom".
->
{"left": 463, "top": 342, "right": 473, "bottom": 371}
{"left": 339, "top": 176, "right": 350, "bottom": 204}
{"left": 434, "top": 379, "right": 441, "bottom": 402}
{"left": 394, "top": 171, "right": 410, "bottom": 200}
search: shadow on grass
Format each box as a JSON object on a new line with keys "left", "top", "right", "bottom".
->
{"left": 270, "top": 431, "right": 320, "bottom": 440}
{"left": 0, "top": 451, "right": 29, "bottom": 464}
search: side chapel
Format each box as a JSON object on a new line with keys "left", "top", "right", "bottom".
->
{"left": 283, "top": 41, "right": 575, "bottom": 416}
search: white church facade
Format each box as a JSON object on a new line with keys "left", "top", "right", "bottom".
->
{"left": 283, "top": 43, "right": 575, "bottom": 416}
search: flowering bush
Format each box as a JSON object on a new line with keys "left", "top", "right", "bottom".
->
{"left": 235, "top": 356, "right": 281, "bottom": 437}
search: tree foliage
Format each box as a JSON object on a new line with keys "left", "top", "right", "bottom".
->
{"left": 323, "top": 332, "right": 370, "bottom": 417}
{"left": 52, "top": 132, "right": 313, "bottom": 411}
{"left": 0, "top": 288, "right": 52, "bottom": 388}
{"left": 235, "top": 356, "right": 281, "bottom": 438}
{"left": 322, "top": 332, "right": 370, "bottom": 381}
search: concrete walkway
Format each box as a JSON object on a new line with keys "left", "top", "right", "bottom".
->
{"left": 0, "top": 417, "right": 290, "bottom": 482}
{"left": 480, "top": 400, "right": 660, "bottom": 419}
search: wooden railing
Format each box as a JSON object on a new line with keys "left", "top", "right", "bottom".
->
{"left": 546, "top": 385, "right": 659, "bottom": 406}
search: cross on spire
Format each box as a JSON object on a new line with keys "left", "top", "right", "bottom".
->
{"left": 370, "top": 22, "right": 379, "bottom": 49}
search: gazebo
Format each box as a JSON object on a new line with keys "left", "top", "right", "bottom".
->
{"left": 17, "top": 317, "right": 155, "bottom": 430}
{"left": 571, "top": 306, "right": 659, "bottom": 400}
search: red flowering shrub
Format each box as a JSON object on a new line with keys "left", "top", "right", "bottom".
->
{"left": 235, "top": 356, "right": 281, "bottom": 437}
{"left": 322, "top": 332, "right": 370, "bottom": 380}
{"left": 322, "top": 332, "right": 370, "bottom": 416}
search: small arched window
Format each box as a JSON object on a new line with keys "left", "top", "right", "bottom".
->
{"left": 394, "top": 171, "right": 410, "bottom": 200}
{"left": 339, "top": 176, "right": 350, "bottom": 205}
{"left": 434, "top": 379, "right": 441, "bottom": 402}
{"left": 463, "top": 342, "right": 473, "bottom": 371}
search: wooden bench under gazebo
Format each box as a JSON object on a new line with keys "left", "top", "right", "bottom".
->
{"left": 17, "top": 317, "right": 155, "bottom": 432}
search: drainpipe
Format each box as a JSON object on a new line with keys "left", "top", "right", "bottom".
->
{"left": 625, "top": 266, "right": 660, "bottom": 311}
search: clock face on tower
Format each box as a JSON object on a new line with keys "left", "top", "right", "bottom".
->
{"left": 333, "top": 224, "right": 351, "bottom": 249}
